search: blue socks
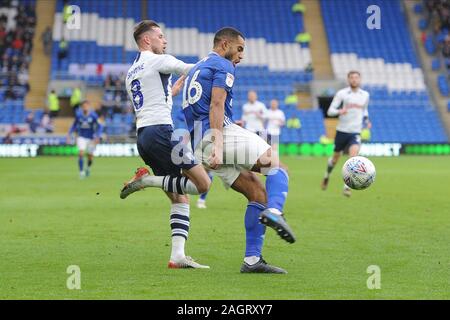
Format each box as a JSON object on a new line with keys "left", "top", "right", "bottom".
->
{"left": 266, "top": 168, "right": 289, "bottom": 212}
{"left": 78, "top": 156, "right": 84, "bottom": 172}
{"left": 244, "top": 202, "right": 266, "bottom": 257}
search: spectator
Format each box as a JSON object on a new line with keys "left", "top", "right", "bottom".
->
{"left": 5, "top": 85, "right": 16, "bottom": 100}
{"left": 48, "top": 90, "right": 60, "bottom": 118}
{"left": 62, "top": 0, "right": 72, "bottom": 25}
{"left": 3, "top": 132, "right": 13, "bottom": 144}
{"left": 26, "top": 111, "right": 38, "bottom": 133}
{"left": 41, "top": 26, "right": 52, "bottom": 56}
{"left": 70, "top": 87, "right": 82, "bottom": 115}
{"left": 39, "top": 111, "right": 54, "bottom": 133}
{"left": 18, "top": 64, "right": 29, "bottom": 91}
{"left": 57, "top": 38, "right": 68, "bottom": 69}
{"left": 11, "top": 36, "right": 23, "bottom": 51}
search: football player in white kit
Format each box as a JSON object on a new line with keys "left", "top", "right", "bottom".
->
{"left": 120, "top": 20, "right": 211, "bottom": 269}
{"left": 265, "top": 99, "right": 285, "bottom": 153}
{"left": 241, "top": 90, "right": 267, "bottom": 135}
{"left": 321, "top": 71, "right": 371, "bottom": 197}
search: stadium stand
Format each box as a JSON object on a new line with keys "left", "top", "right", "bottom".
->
{"left": 2, "top": 0, "right": 448, "bottom": 144}
{"left": 50, "top": 0, "right": 320, "bottom": 141}
{"left": 416, "top": 0, "right": 450, "bottom": 99}
{"left": 321, "top": 0, "right": 448, "bottom": 143}
{"left": 0, "top": 0, "right": 39, "bottom": 130}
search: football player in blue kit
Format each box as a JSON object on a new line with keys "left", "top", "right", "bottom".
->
{"left": 67, "top": 100, "right": 103, "bottom": 179}
{"left": 182, "top": 27, "right": 296, "bottom": 273}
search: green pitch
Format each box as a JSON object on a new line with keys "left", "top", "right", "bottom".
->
{"left": 0, "top": 156, "right": 449, "bottom": 299}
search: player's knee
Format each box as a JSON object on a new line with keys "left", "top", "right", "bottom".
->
{"left": 196, "top": 178, "right": 210, "bottom": 194}
{"left": 171, "top": 194, "right": 189, "bottom": 204}
{"left": 197, "top": 180, "right": 211, "bottom": 193}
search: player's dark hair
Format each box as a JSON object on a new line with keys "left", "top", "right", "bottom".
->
{"left": 133, "top": 20, "right": 160, "bottom": 44}
{"left": 213, "top": 27, "right": 245, "bottom": 47}
{"left": 347, "top": 70, "right": 361, "bottom": 77}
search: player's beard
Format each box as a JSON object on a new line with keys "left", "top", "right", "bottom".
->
{"left": 152, "top": 44, "right": 164, "bottom": 54}
{"left": 224, "top": 51, "right": 233, "bottom": 62}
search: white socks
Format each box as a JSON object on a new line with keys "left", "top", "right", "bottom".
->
{"left": 141, "top": 175, "right": 201, "bottom": 195}
{"left": 244, "top": 256, "right": 260, "bottom": 265}
{"left": 170, "top": 203, "right": 190, "bottom": 261}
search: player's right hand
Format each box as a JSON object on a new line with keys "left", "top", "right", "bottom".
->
{"left": 208, "top": 144, "right": 223, "bottom": 170}
{"left": 66, "top": 136, "right": 72, "bottom": 145}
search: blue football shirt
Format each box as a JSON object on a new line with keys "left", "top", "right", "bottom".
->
{"left": 182, "top": 52, "right": 235, "bottom": 147}
{"left": 69, "top": 110, "right": 103, "bottom": 139}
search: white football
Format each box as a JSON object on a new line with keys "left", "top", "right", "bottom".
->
{"left": 342, "top": 156, "right": 376, "bottom": 190}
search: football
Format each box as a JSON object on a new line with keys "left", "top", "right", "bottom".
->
{"left": 342, "top": 156, "right": 376, "bottom": 190}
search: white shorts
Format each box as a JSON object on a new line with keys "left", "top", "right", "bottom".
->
{"left": 76, "top": 137, "right": 96, "bottom": 154}
{"left": 196, "top": 123, "right": 270, "bottom": 188}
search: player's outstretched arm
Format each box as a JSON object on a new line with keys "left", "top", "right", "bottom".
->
{"left": 157, "top": 54, "right": 195, "bottom": 76}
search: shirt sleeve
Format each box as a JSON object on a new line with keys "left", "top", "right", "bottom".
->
{"left": 68, "top": 116, "right": 78, "bottom": 135}
{"left": 327, "top": 90, "right": 344, "bottom": 117}
{"left": 280, "top": 111, "right": 286, "bottom": 124}
{"left": 93, "top": 114, "right": 103, "bottom": 138}
{"left": 363, "top": 93, "right": 370, "bottom": 118}
{"left": 212, "top": 60, "right": 235, "bottom": 92}
{"left": 260, "top": 103, "right": 268, "bottom": 119}
{"left": 156, "top": 54, "right": 194, "bottom": 76}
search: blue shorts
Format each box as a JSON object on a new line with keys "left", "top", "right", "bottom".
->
{"left": 137, "top": 125, "right": 197, "bottom": 177}
{"left": 334, "top": 131, "right": 361, "bottom": 152}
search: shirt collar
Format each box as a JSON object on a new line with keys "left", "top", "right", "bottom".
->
{"left": 208, "top": 51, "right": 220, "bottom": 57}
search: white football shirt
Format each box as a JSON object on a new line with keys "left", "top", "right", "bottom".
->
{"left": 125, "top": 51, "right": 194, "bottom": 129}
{"left": 241, "top": 101, "right": 267, "bottom": 133}
{"left": 265, "top": 109, "right": 286, "bottom": 136}
{"left": 327, "top": 87, "right": 370, "bottom": 133}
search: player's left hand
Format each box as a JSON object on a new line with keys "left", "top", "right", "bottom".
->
{"left": 366, "top": 121, "right": 372, "bottom": 129}
{"left": 94, "top": 138, "right": 100, "bottom": 145}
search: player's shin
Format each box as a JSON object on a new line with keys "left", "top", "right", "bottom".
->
{"left": 325, "top": 157, "right": 335, "bottom": 178}
{"left": 170, "top": 203, "right": 190, "bottom": 261}
{"left": 244, "top": 202, "right": 266, "bottom": 265}
{"left": 265, "top": 167, "right": 289, "bottom": 214}
{"left": 141, "top": 175, "right": 202, "bottom": 195}
{"left": 78, "top": 156, "right": 84, "bottom": 172}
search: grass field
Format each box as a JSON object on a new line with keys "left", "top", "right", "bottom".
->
{"left": 0, "top": 156, "right": 449, "bottom": 299}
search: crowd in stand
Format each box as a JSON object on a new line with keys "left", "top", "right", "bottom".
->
{"left": 101, "top": 74, "right": 133, "bottom": 118}
{"left": 422, "top": 0, "right": 450, "bottom": 67}
{"left": 0, "top": 1, "right": 35, "bottom": 100}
